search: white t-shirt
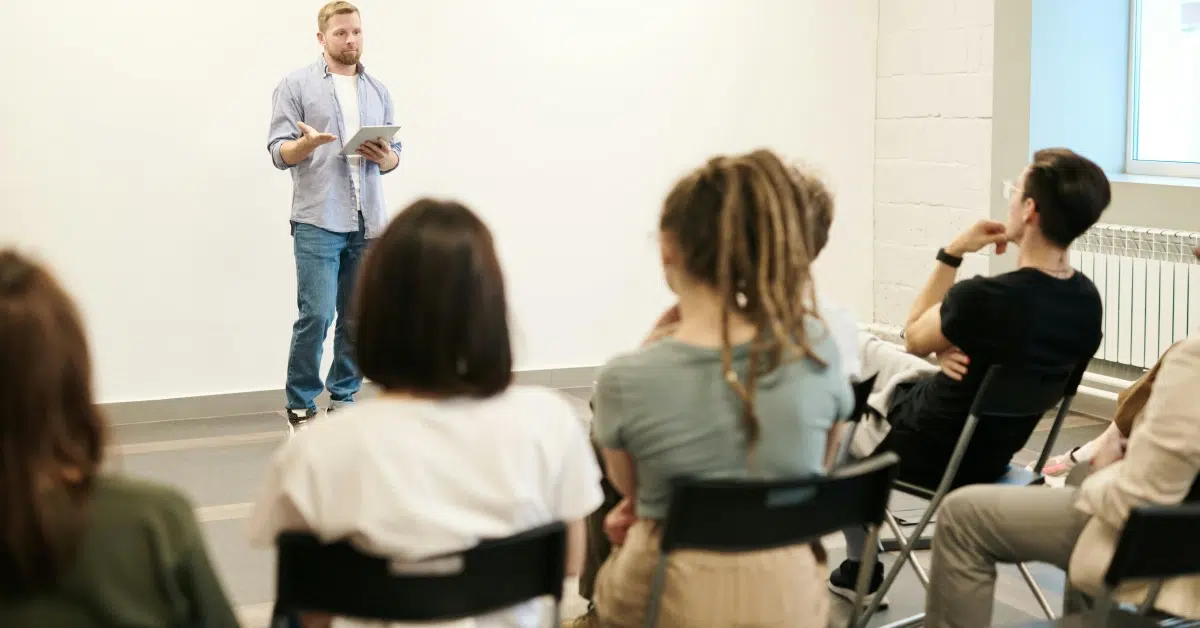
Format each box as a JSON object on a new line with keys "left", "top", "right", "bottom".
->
{"left": 332, "top": 73, "right": 362, "bottom": 210}
{"left": 248, "top": 387, "right": 604, "bottom": 628}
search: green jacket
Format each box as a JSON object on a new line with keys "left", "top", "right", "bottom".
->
{"left": 0, "top": 475, "right": 240, "bottom": 628}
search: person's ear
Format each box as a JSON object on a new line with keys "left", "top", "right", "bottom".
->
{"left": 1022, "top": 198, "right": 1038, "bottom": 226}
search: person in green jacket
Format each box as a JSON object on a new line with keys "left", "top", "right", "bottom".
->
{"left": 0, "top": 249, "right": 240, "bottom": 628}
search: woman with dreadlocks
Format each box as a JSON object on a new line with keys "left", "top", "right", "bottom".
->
{"left": 588, "top": 149, "right": 853, "bottom": 627}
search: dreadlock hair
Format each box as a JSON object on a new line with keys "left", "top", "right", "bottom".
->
{"left": 659, "top": 149, "right": 834, "bottom": 453}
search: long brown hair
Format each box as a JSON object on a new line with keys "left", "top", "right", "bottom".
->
{"left": 660, "top": 149, "right": 833, "bottom": 450}
{"left": 353, "top": 199, "right": 513, "bottom": 398}
{"left": 0, "top": 250, "right": 106, "bottom": 595}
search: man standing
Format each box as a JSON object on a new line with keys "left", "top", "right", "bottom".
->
{"left": 268, "top": 1, "right": 401, "bottom": 429}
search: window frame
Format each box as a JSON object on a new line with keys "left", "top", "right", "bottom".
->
{"left": 1125, "top": 0, "right": 1200, "bottom": 178}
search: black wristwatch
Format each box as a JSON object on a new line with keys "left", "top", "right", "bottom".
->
{"left": 936, "top": 248, "right": 963, "bottom": 268}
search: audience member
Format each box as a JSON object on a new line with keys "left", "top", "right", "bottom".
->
{"left": 832, "top": 148, "right": 1111, "bottom": 607}
{"left": 566, "top": 159, "right": 862, "bottom": 625}
{"left": 925, "top": 329, "right": 1200, "bottom": 626}
{"left": 587, "top": 150, "right": 853, "bottom": 627}
{"left": 0, "top": 250, "right": 239, "bottom": 628}
{"left": 247, "top": 199, "right": 603, "bottom": 627}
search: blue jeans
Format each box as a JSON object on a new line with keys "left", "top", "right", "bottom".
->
{"left": 285, "top": 220, "right": 368, "bottom": 411}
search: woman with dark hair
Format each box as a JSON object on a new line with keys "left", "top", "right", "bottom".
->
{"left": 0, "top": 250, "right": 238, "bottom": 627}
{"left": 589, "top": 150, "right": 853, "bottom": 627}
{"left": 249, "top": 199, "right": 604, "bottom": 626}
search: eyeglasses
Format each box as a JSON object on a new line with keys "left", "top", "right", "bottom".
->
{"left": 1002, "top": 180, "right": 1021, "bottom": 201}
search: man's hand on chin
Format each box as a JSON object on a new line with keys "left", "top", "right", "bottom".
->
{"left": 946, "top": 220, "right": 1010, "bottom": 257}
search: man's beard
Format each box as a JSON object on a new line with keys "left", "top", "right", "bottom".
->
{"left": 331, "top": 48, "right": 360, "bottom": 66}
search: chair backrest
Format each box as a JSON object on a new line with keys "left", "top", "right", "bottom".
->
{"left": 659, "top": 452, "right": 899, "bottom": 554}
{"left": 1103, "top": 503, "right": 1200, "bottom": 589}
{"left": 961, "top": 362, "right": 1079, "bottom": 482}
{"left": 968, "top": 362, "right": 1077, "bottom": 418}
{"left": 274, "top": 522, "right": 566, "bottom": 622}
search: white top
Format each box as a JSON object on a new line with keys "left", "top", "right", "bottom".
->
{"left": 332, "top": 73, "right": 362, "bottom": 209}
{"left": 248, "top": 387, "right": 604, "bottom": 628}
{"left": 818, "top": 296, "right": 862, "bottom": 380}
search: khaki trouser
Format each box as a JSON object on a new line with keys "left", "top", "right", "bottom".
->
{"left": 926, "top": 485, "right": 1093, "bottom": 628}
{"left": 594, "top": 521, "right": 828, "bottom": 628}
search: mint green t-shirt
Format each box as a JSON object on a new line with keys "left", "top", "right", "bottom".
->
{"left": 592, "top": 318, "right": 853, "bottom": 520}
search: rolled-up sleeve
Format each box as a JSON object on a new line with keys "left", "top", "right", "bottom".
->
{"left": 268, "top": 79, "right": 302, "bottom": 170}
{"left": 381, "top": 86, "right": 403, "bottom": 174}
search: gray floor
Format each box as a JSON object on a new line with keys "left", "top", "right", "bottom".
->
{"left": 107, "top": 388, "right": 1108, "bottom": 627}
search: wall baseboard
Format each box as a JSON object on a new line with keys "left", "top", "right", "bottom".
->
{"left": 101, "top": 366, "right": 600, "bottom": 425}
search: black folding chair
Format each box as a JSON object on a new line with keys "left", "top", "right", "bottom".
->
{"left": 271, "top": 522, "right": 566, "bottom": 626}
{"left": 641, "top": 452, "right": 901, "bottom": 628}
{"left": 859, "top": 362, "right": 1084, "bottom": 628}
{"left": 1009, "top": 502, "right": 1200, "bottom": 627}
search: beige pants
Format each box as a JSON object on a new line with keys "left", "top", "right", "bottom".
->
{"left": 594, "top": 520, "right": 829, "bottom": 627}
{"left": 926, "top": 485, "right": 1092, "bottom": 628}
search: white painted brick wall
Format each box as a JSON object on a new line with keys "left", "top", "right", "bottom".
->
{"left": 873, "top": 0, "right": 995, "bottom": 326}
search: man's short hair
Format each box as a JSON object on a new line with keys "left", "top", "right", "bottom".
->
{"left": 1022, "top": 148, "right": 1111, "bottom": 248}
{"left": 318, "top": 1, "right": 359, "bottom": 33}
{"left": 353, "top": 199, "right": 513, "bottom": 398}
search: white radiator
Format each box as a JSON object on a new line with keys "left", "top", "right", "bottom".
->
{"left": 1070, "top": 224, "right": 1200, "bottom": 369}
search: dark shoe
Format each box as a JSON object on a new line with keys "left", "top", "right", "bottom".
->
{"left": 828, "top": 559, "right": 889, "bottom": 609}
{"left": 285, "top": 408, "right": 317, "bottom": 433}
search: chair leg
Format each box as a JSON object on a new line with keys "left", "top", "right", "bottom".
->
{"left": 1017, "top": 562, "right": 1056, "bottom": 620}
{"left": 884, "top": 510, "right": 929, "bottom": 588}
{"left": 642, "top": 555, "right": 669, "bottom": 628}
{"left": 848, "top": 525, "right": 882, "bottom": 628}
{"left": 856, "top": 509, "right": 935, "bottom": 628}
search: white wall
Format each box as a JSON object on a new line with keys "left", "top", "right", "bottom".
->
{"left": 0, "top": 0, "right": 878, "bottom": 403}
{"left": 873, "top": 0, "right": 995, "bottom": 326}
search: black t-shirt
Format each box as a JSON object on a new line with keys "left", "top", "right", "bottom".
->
{"left": 884, "top": 268, "right": 1103, "bottom": 488}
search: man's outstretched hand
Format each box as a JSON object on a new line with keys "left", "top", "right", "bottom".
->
{"left": 297, "top": 121, "right": 337, "bottom": 149}
{"left": 946, "top": 220, "right": 1010, "bottom": 257}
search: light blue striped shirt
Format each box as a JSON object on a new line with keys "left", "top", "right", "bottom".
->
{"left": 268, "top": 56, "right": 402, "bottom": 238}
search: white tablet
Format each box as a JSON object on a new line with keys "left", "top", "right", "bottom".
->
{"left": 339, "top": 125, "right": 402, "bottom": 156}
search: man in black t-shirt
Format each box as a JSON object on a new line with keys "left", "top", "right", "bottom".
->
{"left": 830, "top": 148, "right": 1110, "bottom": 608}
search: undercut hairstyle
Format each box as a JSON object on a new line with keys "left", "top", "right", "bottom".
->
{"left": 353, "top": 199, "right": 513, "bottom": 398}
{"left": 317, "top": 1, "right": 359, "bottom": 33}
{"left": 659, "top": 149, "right": 834, "bottom": 451}
{"left": 0, "top": 250, "right": 106, "bottom": 595}
{"left": 1022, "top": 148, "right": 1111, "bottom": 248}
